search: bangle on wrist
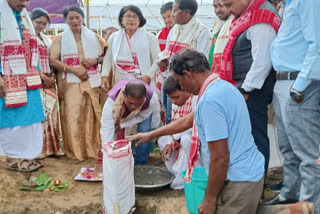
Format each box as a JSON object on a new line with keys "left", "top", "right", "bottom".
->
{"left": 63, "top": 65, "right": 67, "bottom": 73}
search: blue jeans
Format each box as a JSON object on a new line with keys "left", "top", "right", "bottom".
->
{"left": 161, "top": 85, "right": 172, "bottom": 125}
{"left": 135, "top": 115, "right": 152, "bottom": 165}
{"left": 273, "top": 80, "right": 320, "bottom": 213}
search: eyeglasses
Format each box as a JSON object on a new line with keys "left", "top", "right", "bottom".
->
{"left": 123, "top": 15, "right": 139, "bottom": 20}
{"left": 172, "top": 9, "right": 182, "bottom": 15}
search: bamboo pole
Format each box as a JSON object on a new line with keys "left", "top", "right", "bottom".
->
{"left": 86, "top": 0, "right": 90, "bottom": 28}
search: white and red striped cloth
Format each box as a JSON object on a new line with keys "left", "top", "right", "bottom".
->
{"left": 0, "top": 0, "right": 41, "bottom": 107}
{"left": 37, "top": 32, "right": 52, "bottom": 74}
{"left": 219, "top": 0, "right": 281, "bottom": 85}
{"left": 61, "top": 25, "right": 101, "bottom": 88}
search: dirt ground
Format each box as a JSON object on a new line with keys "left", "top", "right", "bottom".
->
{"left": 0, "top": 152, "right": 282, "bottom": 214}
{"left": 0, "top": 155, "right": 188, "bottom": 214}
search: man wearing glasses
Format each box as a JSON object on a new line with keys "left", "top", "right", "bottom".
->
{"left": 157, "top": 0, "right": 211, "bottom": 126}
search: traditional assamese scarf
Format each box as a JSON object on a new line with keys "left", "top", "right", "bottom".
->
{"left": 170, "top": 94, "right": 194, "bottom": 162}
{"left": 112, "top": 28, "right": 151, "bottom": 80}
{"left": 158, "top": 27, "right": 170, "bottom": 52}
{"left": 0, "top": 0, "right": 41, "bottom": 107}
{"left": 184, "top": 73, "right": 220, "bottom": 183}
{"left": 171, "top": 95, "right": 194, "bottom": 122}
{"left": 37, "top": 32, "right": 52, "bottom": 74}
{"left": 220, "top": 0, "right": 281, "bottom": 85}
{"left": 61, "top": 25, "right": 101, "bottom": 88}
{"left": 211, "top": 16, "right": 233, "bottom": 74}
{"left": 208, "top": 19, "right": 223, "bottom": 70}
{"left": 158, "top": 16, "right": 206, "bottom": 67}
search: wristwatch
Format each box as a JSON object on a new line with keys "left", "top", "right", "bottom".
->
{"left": 97, "top": 57, "right": 102, "bottom": 65}
{"left": 290, "top": 87, "right": 304, "bottom": 103}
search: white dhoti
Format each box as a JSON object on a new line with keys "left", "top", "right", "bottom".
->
{"left": 0, "top": 123, "right": 43, "bottom": 159}
{"left": 158, "top": 129, "right": 201, "bottom": 189}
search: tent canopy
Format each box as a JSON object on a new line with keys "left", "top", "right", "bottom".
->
{"left": 85, "top": 0, "right": 217, "bottom": 31}
{"left": 31, "top": 0, "right": 217, "bottom": 31}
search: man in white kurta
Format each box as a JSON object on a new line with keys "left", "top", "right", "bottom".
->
{"left": 158, "top": 0, "right": 211, "bottom": 125}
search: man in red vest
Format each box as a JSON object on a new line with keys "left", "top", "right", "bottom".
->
{"left": 157, "top": 2, "right": 175, "bottom": 51}
{"left": 156, "top": 1, "right": 175, "bottom": 125}
{"left": 218, "top": 0, "right": 281, "bottom": 181}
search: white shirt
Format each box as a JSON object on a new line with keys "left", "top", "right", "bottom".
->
{"left": 241, "top": 23, "right": 277, "bottom": 92}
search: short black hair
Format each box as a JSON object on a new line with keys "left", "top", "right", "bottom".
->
{"left": 175, "top": 0, "right": 198, "bottom": 16}
{"left": 118, "top": 5, "right": 147, "bottom": 28}
{"left": 30, "top": 8, "right": 51, "bottom": 23}
{"left": 169, "top": 48, "right": 210, "bottom": 75}
{"left": 160, "top": 2, "right": 174, "bottom": 14}
{"left": 63, "top": 5, "right": 85, "bottom": 19}
{"left": 163, "top": 74, "right": 181, "bottom": 95}
{"left": 124, "top": 81, "right": 147, "bottom": 99}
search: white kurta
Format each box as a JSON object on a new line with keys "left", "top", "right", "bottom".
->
{"left": 158, "top": 96, "right": 202, "bottom": 189}
{"left": 0, "top": 123, "right": 43, "bottom": 159}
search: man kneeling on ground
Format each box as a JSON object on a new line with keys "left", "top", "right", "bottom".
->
{"left": 158, "top": 74, "right": 201, "bottom": 189}
{"left": 100, "top": 79, "right": 160, "bottom": 165}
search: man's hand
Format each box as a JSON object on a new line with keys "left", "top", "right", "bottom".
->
{"left": 101, "top": 76, "right": 111, "bottom": 91}
{"left": 0, "top": 77, "right": 6, "bottom": 98}
{"left": 198, "top": 197, "right": 217, "bottom": 214}
{"left": 81, "top": 58, "right": 98, "bottom": 68}
{"left": 73, "top": 67, "right": 89, "bottom": 81}
{"left": 158, "top": 59, "right": 169, "bottom": 71}
{"left": 243, "top": 93, "right": 249, "bottom": 101}
{"left": 161, "top": 144, "right": 173, "bottom": 162}
{"left": 141, "top": 75, "right": 151, "bottom": 85}
{"left": 127, "top": 132, "right": 153, "bottom": 146}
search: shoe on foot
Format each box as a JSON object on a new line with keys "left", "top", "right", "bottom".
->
{"left": 263, "top": 194, "right": 298, "bottom": 206}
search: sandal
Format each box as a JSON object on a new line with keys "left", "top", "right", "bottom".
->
{"left": 5, "top": 159, "right": 43, "bottom": 172}
{"left": 267, "top": 167, "right": 283, "bottom": 180}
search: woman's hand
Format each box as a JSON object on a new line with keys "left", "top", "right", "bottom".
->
{"left": 41, "top": 74, "right": 56, "bottom": 89}
{"left": 101, "top": 76, "right": 111, "bottom": 92}
{"left": 73, "top": 67, "right": 89, "bottom": 81}
{"left": 0, "top": 77, "right": 6, "bottom": 98}
{"left": 81, "top": 58, "right": 98, "bottom": 68}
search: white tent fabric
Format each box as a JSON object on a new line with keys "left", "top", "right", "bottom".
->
{"left": 81, "top": 0, "right": 217, "bottom": 31}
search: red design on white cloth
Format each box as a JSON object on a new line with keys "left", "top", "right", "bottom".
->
{"left": 116, "top": 53, "right": 140, "bottom": 73}
{"left": 39, "top": 44, "right": 50, "bottom": 74}
{"left": 116, "top": 32, "right": 141, "bottom": 76}
{"left": 171, "top": 95, "right": 193, "bottom": 122}
{"left": 184, "top": 73, "right": 220, "bottom": 183}
{"left": 158, "top": 27, "right": 170, "bottom": 51}
{"left": 219, "top": 0, "right": 281, "bottom": 85}
{"left": 62, "top": 54, "right": 80, "bottom": 79}
{"left": 170, "top": 95, "right": 194, "bottom": 162}
{"left": 1, "top": 30, "right": 41, "bottom": 108}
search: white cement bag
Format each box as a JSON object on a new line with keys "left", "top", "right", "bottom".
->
{"left": 103, "top": 139, "right": 135, "bottom": 214}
